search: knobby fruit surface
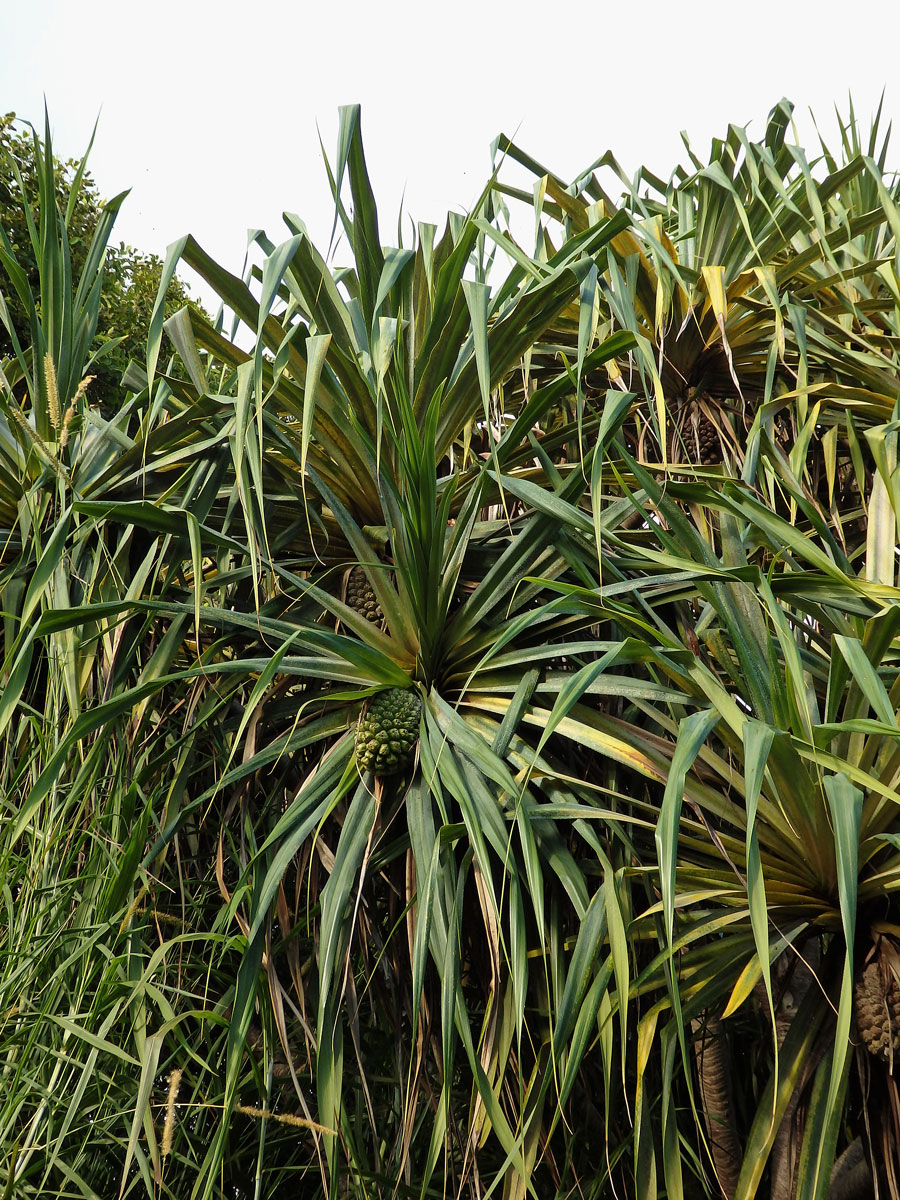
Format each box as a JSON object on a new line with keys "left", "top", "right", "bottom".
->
{"left": 346, "top": 564, "right": 383, "bottom": 624}
{"left": 356, "top": 688, "right": 422, "bottom": 775}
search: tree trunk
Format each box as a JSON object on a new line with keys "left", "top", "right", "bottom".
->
{"left": 768, "top": 942, "right": 821, "bottom": 1200}
{"left": 828, "top": 1139, "right": 873, "bottom": 1200}
{"left": 693, "top": 1011, "right": 742, "bottom": 1199}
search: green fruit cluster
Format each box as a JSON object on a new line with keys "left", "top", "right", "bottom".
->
{"left": 346, "top": 565, "right": 383, "bottom": 624}
{"left": 356, "top": 688, "right": 422, "bottom": 775}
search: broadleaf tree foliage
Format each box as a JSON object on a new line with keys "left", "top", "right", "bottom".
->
{"left": 0, "top": 110, "right": 201, "bottom": 408}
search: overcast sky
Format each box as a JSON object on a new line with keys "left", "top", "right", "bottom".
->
{"left": 4, "top": 0, "right": 900, "bottom": 304}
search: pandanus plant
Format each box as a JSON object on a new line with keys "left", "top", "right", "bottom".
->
{"left": 495, "top": 98, "right": 900, "bottom": 566}
{"left": 621, "top": 458, "right": 900, "bottom": 1200}
{"left": 500, "top": 427, "right": 900, "bottom": 1197}
{"left": 482, "top": 97, "right": 900, "bottom": 1192}
{"left": 112, "top": 105, "right": 664, "bottom": 1198}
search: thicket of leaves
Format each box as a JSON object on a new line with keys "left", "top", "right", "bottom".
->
{"left": 3, "top": 98, "right": 900, "bottom": 1200}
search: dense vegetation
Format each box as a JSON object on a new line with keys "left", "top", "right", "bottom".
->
{"left": 2, "top": 98, "right": 900, "bottom": 1199}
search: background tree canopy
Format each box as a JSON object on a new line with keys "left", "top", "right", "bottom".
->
{"left": 0, "top": 112, "right": 201, "bottom": 406}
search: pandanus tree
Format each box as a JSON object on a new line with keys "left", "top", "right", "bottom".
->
{"left": 140, "top": 106, "right": 653, "bottom": 1198}
{"left": 487, "top": 99, "right": 900, "bottom": 1197}
{"left": 509, "top": 446, "right": 900, "bottom": 1198}
{"left": 496, "top": 98, "right": 900, "bottom": 556}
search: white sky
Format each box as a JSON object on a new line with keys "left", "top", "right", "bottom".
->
{"left": 4, "top": 0, "right": 900, "bottom": 306}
